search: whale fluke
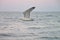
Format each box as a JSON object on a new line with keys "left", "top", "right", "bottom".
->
{"left": 21, "top": 7, "right": 35, "bottom": 21}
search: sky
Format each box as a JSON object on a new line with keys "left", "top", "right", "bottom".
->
{"left": 0, "top": 0, "right": 60, "bottom": 12}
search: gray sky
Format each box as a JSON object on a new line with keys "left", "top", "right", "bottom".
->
{"left": 0, "top": 0, "right": 60, "bottom": 12}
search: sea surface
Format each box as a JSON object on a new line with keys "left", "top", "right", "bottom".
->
{"left": 0, "top": 12, "right": 60, "bottom": 40}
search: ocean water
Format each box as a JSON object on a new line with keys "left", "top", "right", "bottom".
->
{"left": 0, "top": 12, "right": 60, "bottom": 40}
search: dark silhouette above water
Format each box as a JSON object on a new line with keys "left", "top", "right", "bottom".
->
{"left": 21, "top": 7, "right": 35, "bottom": 21}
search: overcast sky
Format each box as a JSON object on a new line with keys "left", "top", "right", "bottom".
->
{"left": 0, "top": 0, "right": 60, "bottom": 12}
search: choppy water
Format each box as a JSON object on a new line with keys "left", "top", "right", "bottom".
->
{"left": 0, "top": 12, "right": 60, "bottom": 40}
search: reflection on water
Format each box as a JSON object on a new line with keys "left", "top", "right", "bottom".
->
{"left": 0, "top": 12, "right": 60, "bottom": 40}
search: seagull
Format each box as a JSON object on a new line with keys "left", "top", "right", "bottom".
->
{"left": 21, "top": 7, "right": 35, "bottom": 21}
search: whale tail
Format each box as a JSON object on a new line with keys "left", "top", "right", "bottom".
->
{"left": 21, "top": 7, "right": 35, "bottom": 21}
{"left": 23, "top": 7, "right": 35, "bottom": 19}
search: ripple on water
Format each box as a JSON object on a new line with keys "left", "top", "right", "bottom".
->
{"left": 27, "top": 27, "right": 40, "bottom": 29}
